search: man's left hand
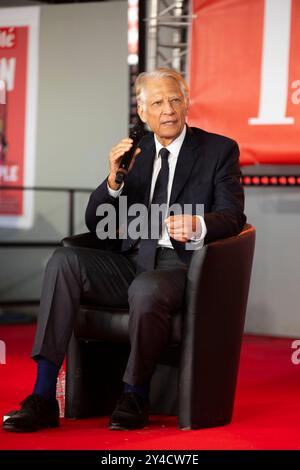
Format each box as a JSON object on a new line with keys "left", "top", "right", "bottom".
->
{"left": 165, "top": 215, "right": 202, "bottom": 242}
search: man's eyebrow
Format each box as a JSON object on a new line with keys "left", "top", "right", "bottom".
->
{"left": 150, "top": 94, "right": 181, "bottom": 101}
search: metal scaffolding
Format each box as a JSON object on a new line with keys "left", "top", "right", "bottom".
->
{"left": 144, "top": 0, "right": 194, "bottom": 77}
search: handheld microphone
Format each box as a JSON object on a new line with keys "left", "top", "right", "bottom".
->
{"left": 115, "top": 121, "right": 146, "bottom": 185}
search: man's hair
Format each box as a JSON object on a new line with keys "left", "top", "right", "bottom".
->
{"left": 135, "top": 68, "right": 189, "bottom": 107}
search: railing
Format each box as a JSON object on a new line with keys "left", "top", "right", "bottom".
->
{"left": 0, "top": 186, "right": 92, "bottom": 245}
{"left": 0, "top": 186, "right": 92, "bottom": 307}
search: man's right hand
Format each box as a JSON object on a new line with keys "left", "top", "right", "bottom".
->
{"left": 107, "top": 138, "right": 141, "bottom": 190}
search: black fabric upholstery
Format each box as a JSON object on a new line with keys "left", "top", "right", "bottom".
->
{"left": 63, "top": 224, "right": 255, "bottom": 429}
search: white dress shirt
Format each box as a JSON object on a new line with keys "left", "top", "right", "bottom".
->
{"left": 107, "top": 125, "right": 207, "bottom": 250}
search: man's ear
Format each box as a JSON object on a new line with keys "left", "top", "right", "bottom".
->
{"left": 137, "top": 104, "right": 147, "bottom": 124}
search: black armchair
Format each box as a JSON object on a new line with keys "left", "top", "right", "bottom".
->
{"left": 62, "top": 224, "right": 255, "bottom": 429}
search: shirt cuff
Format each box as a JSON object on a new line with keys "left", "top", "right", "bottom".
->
{"left": 107, "top": 181, "right": 124, "bottom": 198}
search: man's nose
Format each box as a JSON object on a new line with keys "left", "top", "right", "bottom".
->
{"left": 162, "top": 100, "right": 175, "bottom": 114}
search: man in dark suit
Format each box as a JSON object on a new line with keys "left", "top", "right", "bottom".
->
{"left": 3, "top": 68, "right": 246, "bottom": 433}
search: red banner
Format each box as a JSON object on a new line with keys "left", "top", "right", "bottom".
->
{"left": 0, "top": 7, "right": 39, "bottom": 228}
{"left": 188, "top": 0, "right": 300, "bottom": 166}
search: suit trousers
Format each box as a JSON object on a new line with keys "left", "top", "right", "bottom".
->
{"left": 31, "top": 245, "right": 187, "bottom": 385}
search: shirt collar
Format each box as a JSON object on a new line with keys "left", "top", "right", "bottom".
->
{"left": 154, "top": 124, "right": 187, "bottom": 160}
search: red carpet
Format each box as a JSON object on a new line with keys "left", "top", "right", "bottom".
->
{"left": 0, "top": 324, "right": 299, "bottom": 450}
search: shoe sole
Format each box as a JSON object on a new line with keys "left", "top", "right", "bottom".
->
{"left": 3, "top": 422, "right": 59, "bottom": 433}
{"left": 109, "top": 420, "right": 149, "bottom": 431}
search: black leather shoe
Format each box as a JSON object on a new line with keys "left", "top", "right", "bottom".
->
{"left": 109, "top": 392, "right": 149, "bottom": 430}
{"left": 3, "top": 394, "right": 60, "bottom": 433}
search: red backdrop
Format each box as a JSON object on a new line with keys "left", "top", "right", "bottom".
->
{"left": 188, "top": 0, "right": 300, "bottom": 166}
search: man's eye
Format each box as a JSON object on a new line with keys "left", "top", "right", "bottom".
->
{"left": 152, "top": 101, "right": 161, "bottom": 106}
{"left": 171, "top": 98, "right": 180, "bottom": 103}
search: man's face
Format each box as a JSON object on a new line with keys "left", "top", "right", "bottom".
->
{"left": 138, "top": 76, "right": 188, "bottom": 146}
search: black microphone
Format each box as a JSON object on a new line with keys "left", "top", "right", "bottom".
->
{"left": 115, "top": 121, "right": 147, "bottom": 185}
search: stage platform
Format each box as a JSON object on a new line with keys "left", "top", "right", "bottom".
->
{"left": 0, "top": 325, "right": 299, "bottom": 450}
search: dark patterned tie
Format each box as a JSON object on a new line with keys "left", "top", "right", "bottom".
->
{"left": 136, "top": 147, "right": 170, "bottom": 273}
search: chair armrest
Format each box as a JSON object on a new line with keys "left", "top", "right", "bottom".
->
{"left": 186, "top": 223, "right": 255, "bottom": 298}
{"left": 179, "top": 224, "right": 256, "bottom": 428}
{"left": 62, "top": 232, "right": 107, "bottom": 250}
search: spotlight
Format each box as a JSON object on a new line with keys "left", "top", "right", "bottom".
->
{"left": 261, "top": 176, "right": 269, "bottom": 185}
{"left": 278, "top": 176, "right": 287, "bottom": 185}
{"left": 243, "top": 176, "right": 251, "bottom": 185}
{"left": 270, "top": 176, "right": 278, "bottom": 185}
{"left": 251, "top": 176, "right": 260, "bottom": 185}
{"left": 287, "top": 176, "right": 296, "bottom": 185}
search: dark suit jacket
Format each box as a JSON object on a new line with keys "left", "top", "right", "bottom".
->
{"left": 85, "top": 126, "right": 246, "bottom": 266}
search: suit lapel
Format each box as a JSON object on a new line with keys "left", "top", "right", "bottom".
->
{"left": 169, "top": 127, "right": 201, "bottom": 206}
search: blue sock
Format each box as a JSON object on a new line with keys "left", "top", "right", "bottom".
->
{"left": 33, "top": 357, "right": 60, "bottom": 403}
{"left": 124, "top": 382, "right": 149, "bottom": 401}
